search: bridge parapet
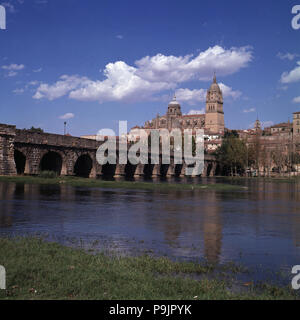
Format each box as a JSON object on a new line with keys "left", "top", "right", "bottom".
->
{"left": 15, "top": 130, "right": 99, "bottom": 150}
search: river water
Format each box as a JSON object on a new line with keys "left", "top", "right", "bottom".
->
{"left": 1, "top": 178, "right": 300, "bottom": 283}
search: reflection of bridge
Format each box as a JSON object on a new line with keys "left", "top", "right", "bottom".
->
{"left": 0, "top": 123, "right": 219, "bottom": 178}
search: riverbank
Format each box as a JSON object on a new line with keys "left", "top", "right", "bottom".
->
{"left": 0, "top": 175, "right": 244, "bottom": 192}
{"left": 0, "top": 237, "right": 297, "bottom": 300}
{"left": 220, "top": 176, "right": 300, "bottom": 183}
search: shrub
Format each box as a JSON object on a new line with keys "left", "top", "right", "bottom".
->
{"left": 38, "top": 170, "right": 57, "bottom": 179}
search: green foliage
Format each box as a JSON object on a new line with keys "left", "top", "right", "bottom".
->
{"left": 38, "top": 171, "right": 57, "bottom": 179}
{"left": 0, "top": 175, "right": 242, "bottom": 191}
{"left": 27, "top": 127, "right": 44, "bottom": 133}
{"left": 224, "top": 130, "right": 239, "bottom": 139}
{"left": 216, "top": 135, "right": 247, "bottom": 176}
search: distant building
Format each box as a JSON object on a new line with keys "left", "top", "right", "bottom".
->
{"left": 293, "top": 112, "right": 300, "bottom": 136}
{"left": 136, "top": 74, "right": 225, "bottom": 136}
{"left": 269, "top": 122, "right": 292, "bottom": 135}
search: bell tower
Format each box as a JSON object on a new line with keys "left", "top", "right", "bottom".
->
{"left": 205, "top": 74, "right": 225, "bottom": 134}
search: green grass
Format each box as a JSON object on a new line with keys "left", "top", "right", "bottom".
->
{"left": 0, "top": 237, "right": 298, "bottom": 300}
{"left": 0, "top": 175, "right": 243, "bottom": 192}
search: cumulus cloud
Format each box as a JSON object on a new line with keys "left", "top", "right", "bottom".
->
{"left": 293, "top": 96, "right": 300, "bottom": 103}
{"left": 281, "top": 61, "right": 300, "bottom": 83}
{"left": 2, "top": 63, "right": 25, "bottom": 70}
{"left": 277, "top": 52, "right": 300, "bottom": 61}
{"left": 243, "top": 108, "right": 256, "bottom": 113}
{"left": 2, "top": 63, "right": 25, "bottom": 77}
{"left": 59, "top": 113, "right": 75, "bottom": 120}
{"left": 219, "top": 83, "right": 241, "bottom": 100}
{"left": 116, "top": 35, "right": 123, "bottom": 39}
{"left": 33, "top": 75, "right": 91, "bottom": 100}
{"left": 33, "top": 45, "right": 251, "bottom": 104}
{"left": 175, "top": 88, "right": 206, "bottom": 105}
{"left": 135, "top": 45, "right": 252, "bottom": 82}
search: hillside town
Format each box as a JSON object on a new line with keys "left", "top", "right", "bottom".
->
{"left": 123, "top": 75, "right": 300, "bottom": 177}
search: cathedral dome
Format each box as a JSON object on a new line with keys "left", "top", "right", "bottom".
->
{"left": 168, "top": 95, "right": 181, "bottom": 107}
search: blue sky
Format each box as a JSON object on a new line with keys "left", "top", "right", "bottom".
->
{"left": 0, "top": 0, "right": 300, "bottom": 136}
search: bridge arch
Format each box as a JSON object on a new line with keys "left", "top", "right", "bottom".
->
{"left": 40, "top": 151, "right": 63, "bottom": 175}
{"left": 74, "top": 154, "right": 93, "bottom": 178}
{"left": 14, "top": 150, "right": 26, "bottom": 175}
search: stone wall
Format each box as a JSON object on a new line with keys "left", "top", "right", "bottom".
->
{"left": 0, "top": 124, "right": 17, "bottom": 176}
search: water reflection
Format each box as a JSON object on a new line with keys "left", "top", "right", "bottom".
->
{"left": 0, "top": 180, "right": 300, "bottom": 273}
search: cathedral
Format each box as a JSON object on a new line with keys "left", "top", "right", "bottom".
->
{"left": 139, "top": 74, "right": 225, "bottom": 135}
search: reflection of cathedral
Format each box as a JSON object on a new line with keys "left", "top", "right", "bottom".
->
{"left": 139, "top": 74, "right": 225, "bottom": 135}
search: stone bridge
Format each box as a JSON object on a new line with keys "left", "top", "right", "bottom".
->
{"left": 0, "top": 123, "right": 219, "bottom": 178}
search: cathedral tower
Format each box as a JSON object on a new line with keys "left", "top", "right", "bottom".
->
{"left": 205, "top": 74, "right": 225, "bottom": 134}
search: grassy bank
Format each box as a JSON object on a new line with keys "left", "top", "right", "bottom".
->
{"left": 0, "top": 175, "right": 243, "bottom": 192}
{"left": 0, "top": 237, "right": 297, "bottom": 300}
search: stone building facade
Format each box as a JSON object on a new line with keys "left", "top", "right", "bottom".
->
{"left": 137, "top": 75, "right": 225, "bottom": 135}
{"left": 293, "top": 112, "right": 300, "bottom": 136}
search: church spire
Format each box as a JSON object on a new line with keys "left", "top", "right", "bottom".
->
{"left": 213, "top": 71, "right": 217, "bottom": 84}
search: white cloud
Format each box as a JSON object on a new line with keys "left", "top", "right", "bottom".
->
{"left": 293, "top": 96, "right": 300, "bottom": 103}
{"left": 33, "top": 67, "right": 42, "bottom": 73}
{"left": 2, "top": 63, "right": 25, "bottom": 71}
{"left": 175, "top": 88, "right": 206, "bottom": 105}
{"left": 135, "top": 45, "right": 252, "bottom": 82}
{"left": 33, "top": 46, "right": 250, "bottom": 104}
{"left": 281, "top": 61, "right": 300, "bottom": 83}
{"left": 243, "top": 108, "right": 256, "bottom": 113}
{"left": 7, "top": 71, "right": 17, "bottom": 77}
{"left": 2, "top": 63, "right": 25, "bottom": 77}
{"left": 187, "top": 109, "right": 205, "bottom": 115}
{"left": 277, "top": 52, "right": 300, "bottom": 61}
{"left": 59, "top": 113, "right": 74, "bottom": 120}
{"left": 116, "top": 35, "right": 123, "bottom": 39}
{"left": 219, "top": 83, "right": 241, "bottom": 100}
{"left": 13, "top": 88, "right": 24, "bottom": 94}
{"left": 68, "top": 62, "right": 173, "bottom": 103}
{"left": 33, "top": 75, "right": 91, "bottom": 100}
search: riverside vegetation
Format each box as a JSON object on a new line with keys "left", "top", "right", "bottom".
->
{"left": 0, "top": 174, "right": 244, "bottom": 192}
{"left": 0, "top": 237, "right": 298, "bottom": 300}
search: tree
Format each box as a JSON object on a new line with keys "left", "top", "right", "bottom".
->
{"left": 216, "top": 135, "right": 247, "bottom": 176}
{"left": 224, "top": 130, "right": 239, "bottom": 139}
{"left": 28, "top": 126, "right": 44, "bottom": 133}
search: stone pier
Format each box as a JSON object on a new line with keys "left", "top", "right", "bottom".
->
{"left": 0, "top": 124, "right": 17, "bottom": 176}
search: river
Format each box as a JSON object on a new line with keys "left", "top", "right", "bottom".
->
{"left": 1, "top": 178, "right": 300, "bottom": 284}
